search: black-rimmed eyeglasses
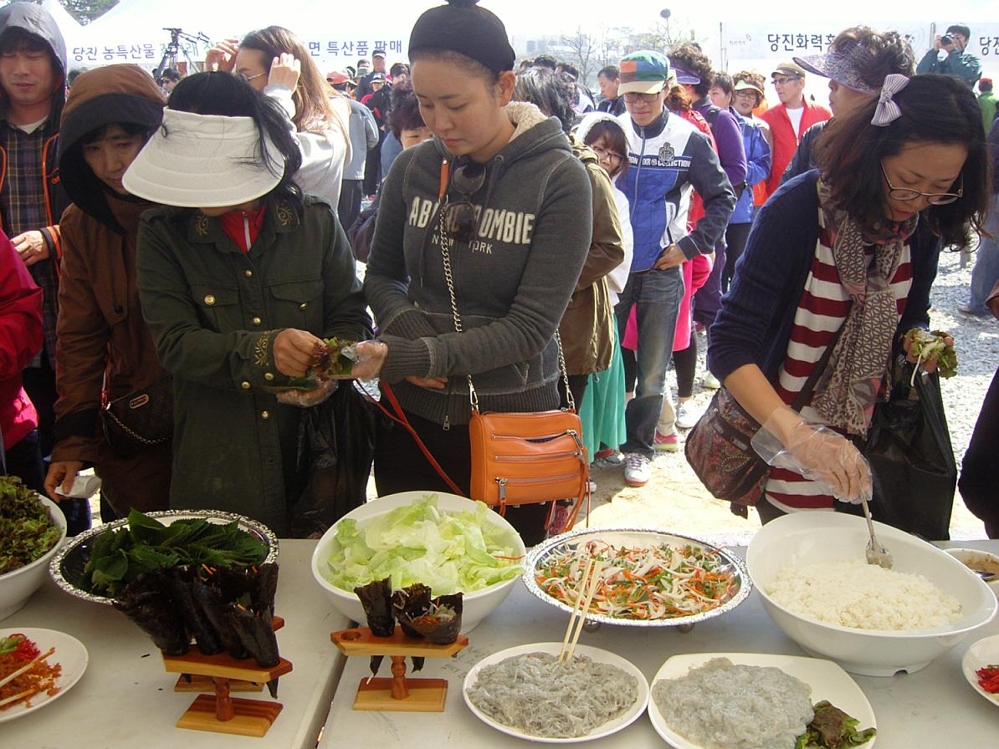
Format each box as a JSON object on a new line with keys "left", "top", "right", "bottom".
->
{"left": 623, "top": 90, "right": 664, "bottom": 103}
{"left": 590, "top": 145, "right": 624, "bottom": 166}
{"left": 880, "top": 161, "right": 964, "bottom": 205}
{"left": 442, "top": 162, "right": 487, "bottom": 242}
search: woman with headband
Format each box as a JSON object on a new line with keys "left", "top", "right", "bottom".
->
{"left": 709, "top": 74, "right": 988, "bottom": 522}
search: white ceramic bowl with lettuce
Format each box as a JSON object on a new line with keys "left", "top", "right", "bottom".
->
{"left": 311, "top": 492, "right": 526, "bottom": 632}
{"left": 1, "top": 494, "right": 67, "bottom": 621}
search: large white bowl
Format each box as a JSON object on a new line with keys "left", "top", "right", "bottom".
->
{"left": 1, "top": 495, "right": 68, "bottom": 621}
{"left": 746, "top": 512, "right": 997, "bottom": 677}
{"left": 310, "top": 492, "right": 525, "bottom": 633}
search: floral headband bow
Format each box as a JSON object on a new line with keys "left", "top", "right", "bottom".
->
{"left": 871, "top": 74, "right": 910, "bottom": 126}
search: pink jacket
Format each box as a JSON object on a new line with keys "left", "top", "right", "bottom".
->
{"left": 0, "top": 231, "right": 43, "bottom": 451}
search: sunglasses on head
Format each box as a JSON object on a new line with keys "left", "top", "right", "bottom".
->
{"left": 441, "top": 162, "right": 487, "bottom": 243}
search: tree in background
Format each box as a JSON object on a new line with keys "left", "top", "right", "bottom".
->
{"left": 0, "top": 0, "right": 121, "bottom": 25}
{"left": 559, "top": 29, "right": 600, "bottom": 87}
{"left": 61, "top": 0, "right": 117, "bottom": 24}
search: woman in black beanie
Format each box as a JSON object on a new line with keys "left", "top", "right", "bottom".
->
{"left": 354, "top": 0, "right": 594, "bottom": 544}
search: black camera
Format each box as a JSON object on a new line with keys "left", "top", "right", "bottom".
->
{"left": 941, "top": 34, "right": 953, "bottom": 45}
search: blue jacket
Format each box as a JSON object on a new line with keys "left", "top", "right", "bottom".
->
{"left": 616, "top": 109, "right": 735, "bottom": 270}
{"left": 732, "top": 111, "right": 771, "bottom": 224}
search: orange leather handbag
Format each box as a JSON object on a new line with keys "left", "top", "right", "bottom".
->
{"left": 468, "top": 406, "right": 589, "bottom": 519}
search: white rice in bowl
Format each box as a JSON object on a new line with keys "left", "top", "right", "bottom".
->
{"left": 768, "top": 559, "right": 962, "bottom": 630}
{"left": 652, "top": 657, "right": 814, "bottom": 749}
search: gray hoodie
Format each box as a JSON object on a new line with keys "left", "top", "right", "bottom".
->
{"left": 365, "top": 102, "right": 593, "bottom": 427}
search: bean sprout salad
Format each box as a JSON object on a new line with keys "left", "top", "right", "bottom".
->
{"left": 535, "top": 540, "right": 739, "bottom": 620}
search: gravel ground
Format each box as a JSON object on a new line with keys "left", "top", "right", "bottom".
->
{"left": 584, "top": 247, "right": 998, "bottom": 545}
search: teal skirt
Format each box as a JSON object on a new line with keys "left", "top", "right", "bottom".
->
{"left": 579, "top": 326, "right": 626, "bottom": 458}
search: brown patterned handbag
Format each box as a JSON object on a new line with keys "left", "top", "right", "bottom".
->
{"left": 684, "top": 387, "right": 768, "bottom": 505}
{"left": 685, "top": 330, "right": 842, "bottom": 506}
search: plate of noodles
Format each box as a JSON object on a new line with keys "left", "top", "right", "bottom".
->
{"left": 648, "top": 652, "right": 877, "bottom": 749}
{"left": 463, "top": 642, "right": 649, "bottom": 743}
{"left": 0, "top": 628, "right": 88, "bottom": 723}
{"left": 524, "top": 527, "right": 751, "bottom": 628}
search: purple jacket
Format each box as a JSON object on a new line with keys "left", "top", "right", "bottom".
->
{"left": 693, "top": 97, "right": 748, "bottom": 196}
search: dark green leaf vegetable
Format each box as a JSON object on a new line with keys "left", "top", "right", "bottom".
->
{"left": 794, "top": 700, "right": 877, "bottom": 748}
{"left": 315, "top": 337, "right": 357, "bottom": 378}
{"left": 82, "top": 509, "right": 268, "bottom": 597}
{"left": 269, "top": 337, "right": 357, "bottom": 392}
{"left": 0, "top": 476, "right": 62, "bottom": 575}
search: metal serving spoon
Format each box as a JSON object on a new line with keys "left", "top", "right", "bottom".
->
{"left": 860, "top": 489, "right": 893, "bottom": 569}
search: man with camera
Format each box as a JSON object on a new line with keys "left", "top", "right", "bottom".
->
{"left": 917, "top": 23, "right": 982, "bottom": 89}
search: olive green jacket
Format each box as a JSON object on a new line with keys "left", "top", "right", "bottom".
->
{"left": 136, "top": 196, "right": 371, "bottom": 536}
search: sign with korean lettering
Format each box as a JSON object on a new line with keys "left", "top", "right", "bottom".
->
{"left": 72, "top": 30, "right": 410, "bottom": 70}
{"left": 723, "top": 23, "right": 929, "bottom": 61}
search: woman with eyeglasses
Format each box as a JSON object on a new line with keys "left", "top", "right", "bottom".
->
{"left": 205, "top": 26, "right": 350, "bottom": 211}
{"left": 575, "top": 112, "right": 634, "bottom": 465}
{"left": 127, "top": 72, "right": 371, "bottom": 536}
{"left": 708, "top": 73, "right": 989, "bottom": 522}
{"left": 512, "top": 66, "right": 625, "bottom": 415}
{"left": 353, "top": 0, "right": 592, "bottom": 545}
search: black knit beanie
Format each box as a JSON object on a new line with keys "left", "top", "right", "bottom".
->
{"left": 408, "top": 0, "right": 515, "bottom": 74}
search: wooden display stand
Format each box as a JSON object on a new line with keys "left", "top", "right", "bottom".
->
{"left": 331, "top": 627, "right": 468, "bottom": 713}
{"left": 162, "top": 617, "right": 292, "bottom": 737}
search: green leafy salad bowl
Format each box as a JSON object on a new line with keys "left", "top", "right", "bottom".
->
{"left": 311, "top": 492, "right": 526, "bottom": 632}
{"left": 49, "top": 509, "right": 279, "bottom": 605}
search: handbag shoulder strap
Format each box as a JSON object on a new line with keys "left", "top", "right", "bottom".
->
{"left": 790, "top": 322, "right": 845, "bottom": 411}
{"left": 369, "top": 382, "right": 466, "bottom": 497}
{"left": 436, "top": 156, "right": 574, "bottom": 412}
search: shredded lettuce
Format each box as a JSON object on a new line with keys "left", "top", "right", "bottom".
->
{"left": 323, "top": 495, "right": 523, "bottom": 595}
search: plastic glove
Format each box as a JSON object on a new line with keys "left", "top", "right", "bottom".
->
{"left": 752, "top": 408, "right": 872, "bottom": 504}
{"left": 349, "top": 340, "right": 388, "bottom": 381}
{"left": 276, "top": 378, "right": 338, "bottom": 407}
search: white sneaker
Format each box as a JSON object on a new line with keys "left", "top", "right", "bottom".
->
{"left": 623, "top": 453, "right": 652, "bottom": 487}
{"left": 676, "top": 401, "right": 704, "bottom": 429}
{"left": 702, "top": 372, "right": 721, "bottom": 390}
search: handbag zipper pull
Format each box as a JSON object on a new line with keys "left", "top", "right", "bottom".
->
{"left": 497, "top": 478, "right": 507, "bottom": 502}
{"left": 443, "top": 414, "right": 450, "bottom": 431}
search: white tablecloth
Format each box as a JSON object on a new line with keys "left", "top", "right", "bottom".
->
{"left": 318, "top": 541, "right": 999, "bottom": 748}
{"left": 3, "top": 539, "right": 349, "bottom": 749}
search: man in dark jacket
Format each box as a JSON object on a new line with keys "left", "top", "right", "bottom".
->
{"left": 0, "top": 3, "right": 86, "bottom": 532}
{"left": 917, "top": 23, "right": 981, "bottom": 89}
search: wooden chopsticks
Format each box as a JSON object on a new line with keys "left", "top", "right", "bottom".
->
{"left": 559, "top": 559, "right": 602, "bottom": 663}
{"left": 0, "top": 647, "right": 55, "bottom": 694}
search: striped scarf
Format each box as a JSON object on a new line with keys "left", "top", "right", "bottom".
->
{"left": 810, "top": 179, "right": 918, "bottom": 435}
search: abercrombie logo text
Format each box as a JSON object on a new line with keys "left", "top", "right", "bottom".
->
{"left": 409, "top": 197, "right": 535, "bottom": 246}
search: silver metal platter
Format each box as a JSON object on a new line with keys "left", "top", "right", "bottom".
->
{"left": 524, "top": 526, "right": 751, "bottom": 628}
{"left": 49, "top": 510, "right": 279, "bottom": 605}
